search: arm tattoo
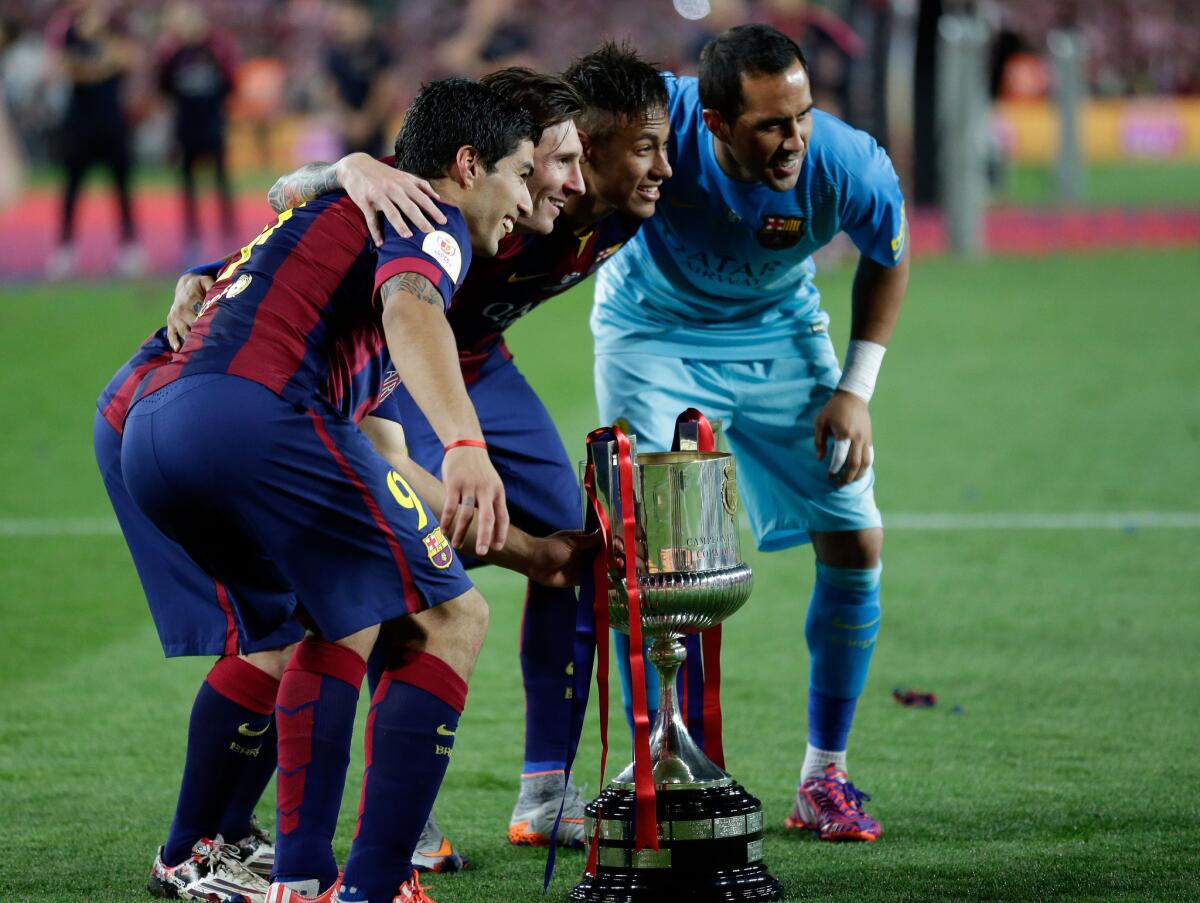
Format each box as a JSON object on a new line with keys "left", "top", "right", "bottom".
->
{"left": 266, "top": 162, "right": 338, "bottom": 213}
{"left": 380, "top": 272, "right": 444, "bottom": 308}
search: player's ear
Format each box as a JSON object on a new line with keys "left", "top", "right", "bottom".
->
{"left": 701, "top": 108, "right": 730, "bottom": 143}
{"left": 576, "top": 128, "right": 593, "bottom": 162}
{"left": 451, "top": 145, "right": 481, "bottom": 189}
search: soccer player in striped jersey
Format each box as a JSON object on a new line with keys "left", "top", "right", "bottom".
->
{"left": 117, "top": 78, "right": 533, "bottom": 903}
{"left": 265, "top": 46, "right": 671, "bottom": 852}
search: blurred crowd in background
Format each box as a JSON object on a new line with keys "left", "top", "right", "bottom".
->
{"left": 2, "top": 0, "right": 1196, "bottom": 167}
{"left": 0, "top": 0, "right": 1196, "bottom": 277}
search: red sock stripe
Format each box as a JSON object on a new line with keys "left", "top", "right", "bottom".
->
{"left": 288, "top": 637, "right": 368, "bottom": 690}
{"left": 352, "top": 674, "right": 391, "bottom": 841}
{"left": 212, "top": 581, "right": 239, "bottom": 657}
{"left": 385, "top": 652, "right": 468, "bottom": 713}
{"left": 206, "top": 655, "right": 280, "bottom": 715}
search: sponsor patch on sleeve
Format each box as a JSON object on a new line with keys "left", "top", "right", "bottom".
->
{"left": 421, "top": 230, "right": 463, "bottom": 284}
{"left": 891, "top": 201, "right": 907, "bottom": 262}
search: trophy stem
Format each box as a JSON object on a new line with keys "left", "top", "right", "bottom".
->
{"left": 614, "top": 635, "right": 727, "bottom": 788}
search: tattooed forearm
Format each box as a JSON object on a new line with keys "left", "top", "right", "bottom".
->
{"left": 380, "top": 272, "right": 444, "bottom": 308}
{"left": 266, "top": 162, "right": 339, "bottom": 213}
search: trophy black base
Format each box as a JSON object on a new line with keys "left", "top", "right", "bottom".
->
{"left": 569, "top": 782, "right": 784, "bottom": 903}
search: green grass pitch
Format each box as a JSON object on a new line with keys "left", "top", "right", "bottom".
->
{"left": 1, "top": 248, "right": 1198, "bottom": 901}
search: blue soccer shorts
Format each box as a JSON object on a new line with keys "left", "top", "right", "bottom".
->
{"left": 121, "top": 373, "right": 473, "bottom": 644}
{"left": 593, "top": 334, "right": 882, "bottom": 552}
{"left": 94, "top": 410, "right": 303, "bottom": 656}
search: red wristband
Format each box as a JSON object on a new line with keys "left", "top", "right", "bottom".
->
{"left": 444, "top": 439, "right": 488, "bottom": 453}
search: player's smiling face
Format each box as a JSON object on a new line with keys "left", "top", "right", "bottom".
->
{"left": 519, "top": 120, "right": 586, "bottom": 235}
{"left": 579, "top": 110, "right": 673, "bottom": 220}
{"left": 465, "top": 139, "right": 535, "bottom": 256}
{"left": 706, "top": 61, "right": 814, "bottom": 192}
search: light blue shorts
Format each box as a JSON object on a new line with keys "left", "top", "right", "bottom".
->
{"left": 593, "top": 335, "right": 882, "bottom": 552}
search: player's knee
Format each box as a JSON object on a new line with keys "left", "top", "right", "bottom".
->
{"left": 330, "top": 623, "right": 379, "bottom": 662}
{"left": 412, "top": 588, "right": 490, "bottom": 680}
{"left": 240, "top": 643, "right": 297, "bottom": 681}
{"left": 812, "top": 527, "right": 883, "bottom": 569}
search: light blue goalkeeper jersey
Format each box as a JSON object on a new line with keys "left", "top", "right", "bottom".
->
{"left": 592, "top": 74, "right": 907, "bottom": 359}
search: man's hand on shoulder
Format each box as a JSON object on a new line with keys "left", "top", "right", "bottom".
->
{"left": 266, "top": 154, "right": 447, "bottom": 246}
{"left": 335, "top": 153, "right": 447, "bottom": 246}
{"left": 814, "top": 390, "right": 873, "bottom": 485}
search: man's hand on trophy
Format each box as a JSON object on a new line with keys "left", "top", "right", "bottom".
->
{"left": 527, "top": 530, "right": 604, "bottom": 588}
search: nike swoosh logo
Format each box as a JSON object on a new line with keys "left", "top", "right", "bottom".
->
{"left": 238, "top": 720, "right": 271, "bottom": 737}
{"left": 507, "top": 272, "right": 548, "bottom": 283}
{"left": 831, "top": 616, "right": 882, "bottom": 631}
{"left": 436, "top": 723, "right": 456, "bottom": 736}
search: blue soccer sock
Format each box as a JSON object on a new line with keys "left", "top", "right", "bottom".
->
{"left": 273, "top": 638, "right": 366, "bottom": 892}
{"left": 339, "top": 652, "right": 467, "bottom": 903}
{"left": 520, "top": 581, "right": 579, "bottom": 773}
{"left": 163, "top": 657, "right": 280, "bottom": 865}
{"left": 613, "top": 630, "right": 659, "bottom": 735}
{"left": 804, "top": 562, "right": 882, "bottom": 753}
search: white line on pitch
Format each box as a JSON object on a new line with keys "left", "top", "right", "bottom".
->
{"left": 3, "top": 511, "right": 1200, "bottom": 538}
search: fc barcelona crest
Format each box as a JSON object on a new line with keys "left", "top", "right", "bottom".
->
{"left": 423, "top": 527, "right": 454, "bottom": 569}
{"left": 757, "top": 215, "right": 806, "bottom": 250}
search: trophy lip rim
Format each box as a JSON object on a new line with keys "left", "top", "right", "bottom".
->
{"left": 632, "top": 450, "right": 732, "bottom": 464}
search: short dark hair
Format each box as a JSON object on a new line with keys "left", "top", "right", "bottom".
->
{"left": 699, "top": 24, "right": 809, "bottom": 120}
{"left": 562, "top": 42, "right": 668, "bottom": 140}
{"left": 481, "top": 67, "right": 583, "bottom": 143}
{"left": 394, "top": 77, "right": 535, "bottom": 180}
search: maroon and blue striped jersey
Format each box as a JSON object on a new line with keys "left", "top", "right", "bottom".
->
{"left": 448, "top": 210, "right": 640, "bottom": 378}
{"left": 130, "top": 194, "right": 471, "bottom": 421}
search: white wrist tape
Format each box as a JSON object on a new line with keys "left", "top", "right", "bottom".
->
{"left": 837, "top": 340, "right": 886, "bottom": 403}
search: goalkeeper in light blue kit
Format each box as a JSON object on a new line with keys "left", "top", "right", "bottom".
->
{"left": 593, "top": 24, "right": 910, "bottom": 841}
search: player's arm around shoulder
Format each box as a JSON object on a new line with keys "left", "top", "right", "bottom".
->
{"left": 266, "top": 153, "right": 447, "bottom": 245}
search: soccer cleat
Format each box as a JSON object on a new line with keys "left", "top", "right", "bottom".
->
{"left": 148, "top": 835, "right": 270, "bottom": 902}
{"left": 412, "top": 813, "right": 468, "bottom": 873}
{"left": 784, "top": 762, "right": 882, "bottom": 842}
{"left": 264, "top": 876, "right": 338, "bottom": 903}
{"left": 508, "top": 771, "right": 587, "bottom": 848}
{"left": 390, "top": 870, "right": 436, "bottom": 903}
{"left": 232, "top": 816, "right": 274, "bottom": 880}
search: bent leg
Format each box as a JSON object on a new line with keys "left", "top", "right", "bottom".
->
{"left": 341, "top": 590, "right": 486, "bottom": 900}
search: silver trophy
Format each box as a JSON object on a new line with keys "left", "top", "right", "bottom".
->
{"left": 572, "top": 433, "right": 783, "bottom": 902}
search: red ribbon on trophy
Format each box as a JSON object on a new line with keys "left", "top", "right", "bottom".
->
{"left": 582, "top": 423, "right": 660, "bottom": 865}
{"left": 671, "top": 408, "right": 725, "bottom": 769}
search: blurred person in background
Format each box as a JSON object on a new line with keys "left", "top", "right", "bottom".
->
{"left": 0, "top": 17, "right": 28, "bottom": 209}
{"left": 436, "top": 0, "right": 537, "bottom": 78}
{"left": 156, "top": 0, "right": 239, "bottom": 260}
{"left": 44, "top": 0, "right": 141, "bottom": 279}
{"left": 322, "top": 0, "right": 395, "bottom": 157}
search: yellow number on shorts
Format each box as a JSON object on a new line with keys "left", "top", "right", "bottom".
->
{"left": 217, "top": 207, "right": 299, "bottom": 282}
{"left": 387, "top": 471, "right": 428, "bottom": 530}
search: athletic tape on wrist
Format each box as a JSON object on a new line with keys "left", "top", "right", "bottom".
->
{"left": 837, "top": 340, "right": 886, "bottom": 403}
